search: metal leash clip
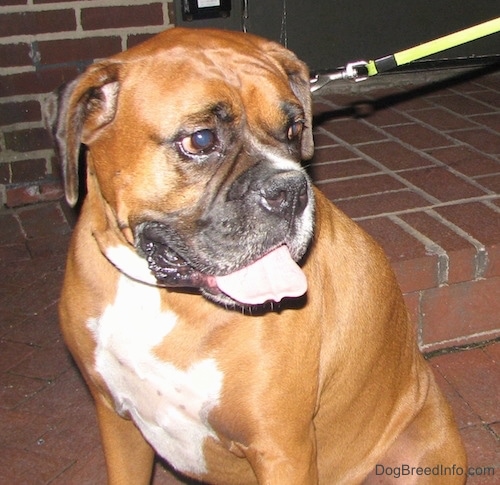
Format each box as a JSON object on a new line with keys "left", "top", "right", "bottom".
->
{"left": 310, "top": 61, "right": 369, "bottom": 93}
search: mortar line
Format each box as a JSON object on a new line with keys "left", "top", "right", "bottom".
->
{"left": 424, "top": 209, "right": 488, "bottom": 279}
{"left": 389, "top": 214, "right": 449, "bottom": 286}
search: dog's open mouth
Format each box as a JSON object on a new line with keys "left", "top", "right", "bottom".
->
{"left": 140, "top": 237, "right": 214, "bottom": 290}
{"left": 138, "top": 228, "right": 307, "bottom": 306}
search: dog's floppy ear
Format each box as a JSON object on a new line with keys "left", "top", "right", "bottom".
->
{"left": 43, "top": 62, "right": 121, "bottom": 207}
{"left": 264, "top": 43, "right": 314, "bottom": 160}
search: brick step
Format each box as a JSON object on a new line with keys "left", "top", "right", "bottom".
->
{"left": 310, "top": 69, "right": 500, "bottom": 351}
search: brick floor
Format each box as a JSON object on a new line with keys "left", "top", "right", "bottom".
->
{"left": 1, "top": 68, "right": 499, "bottom": 483}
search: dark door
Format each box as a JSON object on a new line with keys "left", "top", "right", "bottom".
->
{"left": 175, "top": 1, "right": 499, "bottom": 71}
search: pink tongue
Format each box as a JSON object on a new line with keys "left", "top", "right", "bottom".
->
{"left": 215, "top": 246, "right": 307, "bottom": 305}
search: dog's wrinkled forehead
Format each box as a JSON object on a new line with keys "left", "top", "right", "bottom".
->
{"left": 121, "top": 52, "right": 300, "bottom": 140}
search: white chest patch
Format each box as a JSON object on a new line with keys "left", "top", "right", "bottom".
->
{"left": 87, "top": 274, "right": 224, "bottom": 475}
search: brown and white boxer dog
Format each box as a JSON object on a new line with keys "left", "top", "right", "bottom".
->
{"left": 45, "top": 28, "right": 466, "bottom": 484}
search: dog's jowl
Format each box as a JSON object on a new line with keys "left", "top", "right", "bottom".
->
{"left": 46, "top": 28, "right": 466, "bottom": 484}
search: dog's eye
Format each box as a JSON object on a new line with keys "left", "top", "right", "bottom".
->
{"left": 287, "top": 120, "right": 304, "bottom": 140}
{"left": 180, "top": 129, "right": 217, "bottom": 155}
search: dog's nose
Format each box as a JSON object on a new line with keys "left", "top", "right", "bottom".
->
{"left": 259, "top": 171, "right": 309, "bottom": 218}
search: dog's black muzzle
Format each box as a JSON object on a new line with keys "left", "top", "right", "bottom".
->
{"left": 135, "top": 162, "right": 314, "bottom": 305}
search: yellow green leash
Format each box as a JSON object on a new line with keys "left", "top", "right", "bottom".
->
{"left": 311, "top": 16, "right": 500, "bottom": 92}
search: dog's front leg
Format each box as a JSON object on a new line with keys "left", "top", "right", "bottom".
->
{"left": 241, "top": 429, "right": 318, "bottom": 485}
{"left": 94, "top": 395, "right": 155, "bottom": 485}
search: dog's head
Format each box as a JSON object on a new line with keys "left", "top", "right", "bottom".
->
{"left": 45, "top": 28, "right": 315, "bottom": 308}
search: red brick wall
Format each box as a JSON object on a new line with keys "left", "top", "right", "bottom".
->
{"left": 0, "top": 1, "right": 174, "bottom": 208}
